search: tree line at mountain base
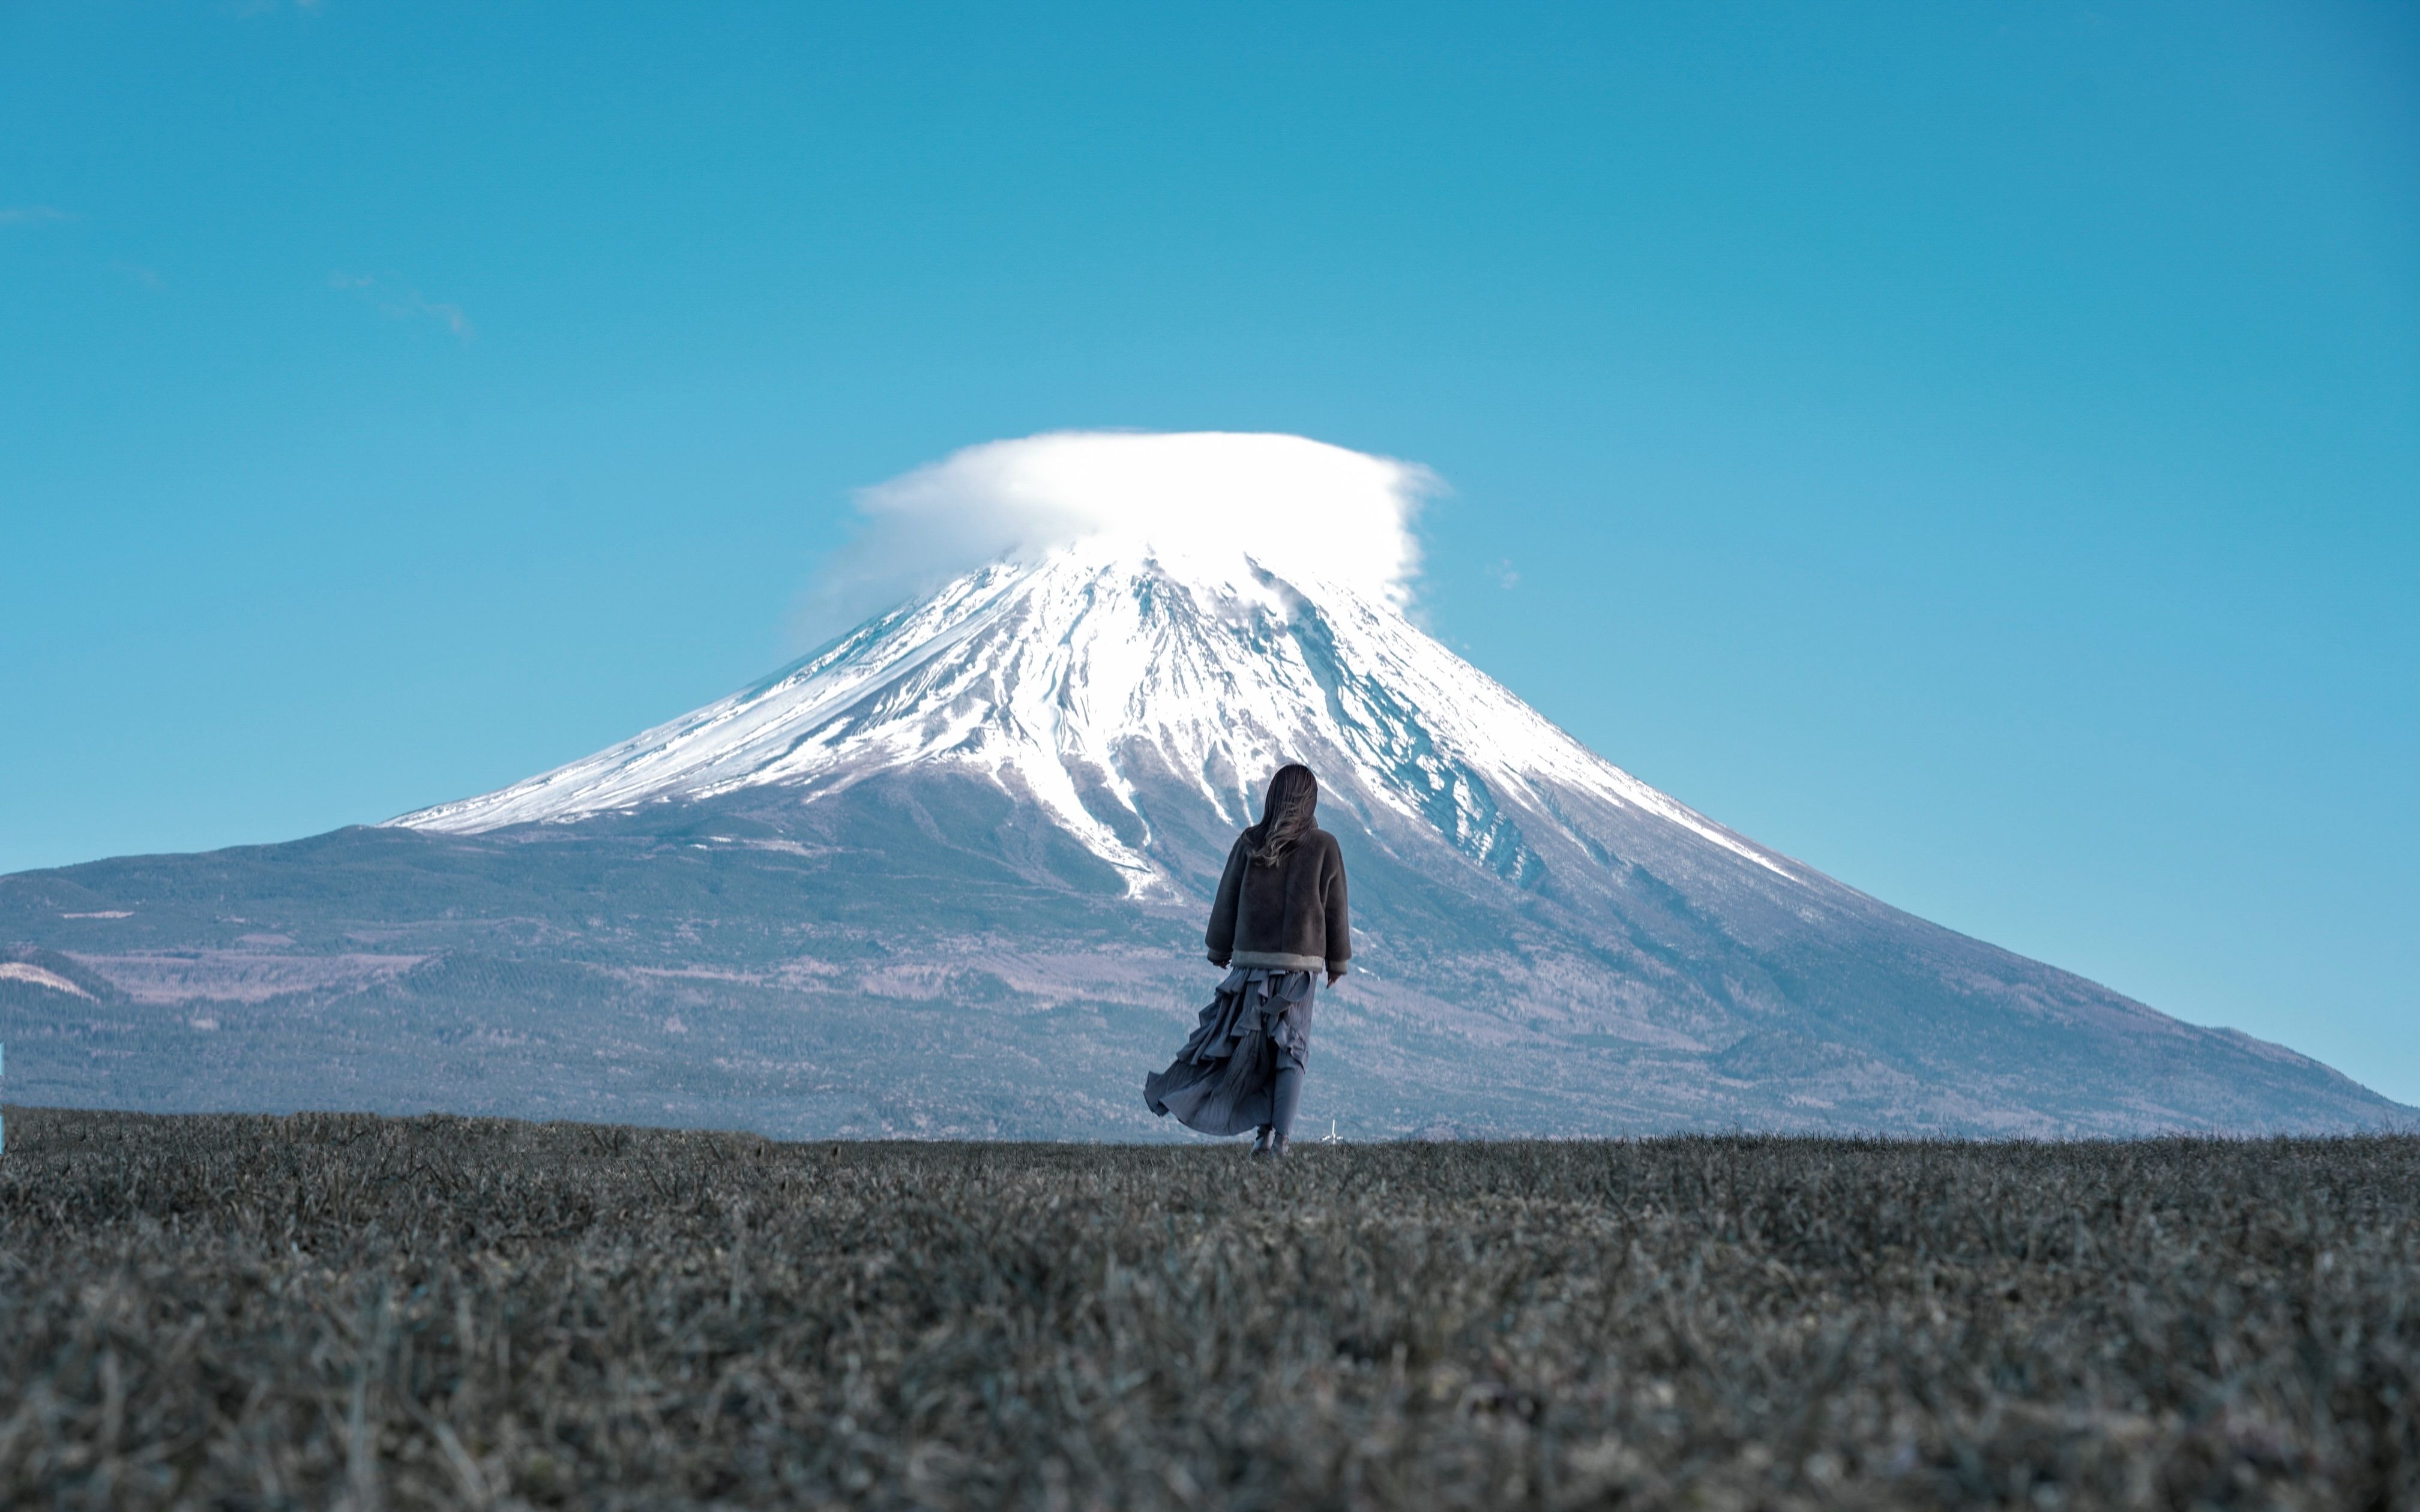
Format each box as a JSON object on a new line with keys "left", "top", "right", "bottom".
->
{"left": 2, "top": 1107, "right": 2412, "bottom": 1510}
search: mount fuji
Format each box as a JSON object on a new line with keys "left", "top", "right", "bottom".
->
{"left": 2, "top": 434, "right": 2405, "bottom": 1138}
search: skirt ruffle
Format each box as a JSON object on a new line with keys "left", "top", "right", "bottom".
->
{"left": 1142, "top": 965, "right": 1317, "bottom": 1136}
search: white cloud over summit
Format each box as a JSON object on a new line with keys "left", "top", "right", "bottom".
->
{"left": 817, "top": 431, "right": 1440, "bottom": 628}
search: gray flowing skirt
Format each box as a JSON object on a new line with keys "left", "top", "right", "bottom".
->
{"left": 1143, "top": 965, "right": 1318, "bottom": 1136}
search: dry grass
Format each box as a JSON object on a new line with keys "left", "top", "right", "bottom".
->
{"left": 0, "top": 1108, "right": 2413, "bottom": 1510}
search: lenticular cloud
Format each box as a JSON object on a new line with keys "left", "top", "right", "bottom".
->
{"left": 820, "top": 431, "right": 1439, "bottom": 624}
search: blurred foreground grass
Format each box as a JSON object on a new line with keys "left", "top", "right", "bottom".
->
{"left": 1, "top": 1108, "right": 2413, "bottom": 1510}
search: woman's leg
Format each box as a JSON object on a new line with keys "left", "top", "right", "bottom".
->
{"left": 1269, "top": 1052, "right": 1305, "bottom": 1144}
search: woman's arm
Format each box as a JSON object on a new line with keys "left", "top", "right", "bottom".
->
{"left": 1323, "top": 846, "right": 1351, "bottom": 984}
{"left": 1204, "top": 837, "right": 1245, "bottom": 966}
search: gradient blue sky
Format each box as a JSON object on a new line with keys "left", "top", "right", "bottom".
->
{"left": 4, "top": 2, "right": 2415, "bottom": 1102}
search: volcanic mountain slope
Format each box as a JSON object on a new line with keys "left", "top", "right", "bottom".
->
{"left": 2, "top": 532, "right": 2405, "bottom": 1138}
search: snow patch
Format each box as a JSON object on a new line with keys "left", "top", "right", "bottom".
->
{"left": 0, "top": 962, "right": 93, "bottom": 998}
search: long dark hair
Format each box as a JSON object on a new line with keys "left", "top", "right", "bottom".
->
{"left": 1247, "top": 764, "right": 1319, "bottom": 866}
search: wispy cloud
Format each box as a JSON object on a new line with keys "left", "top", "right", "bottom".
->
{"left": 815, "top": 431, "right": 1440, "bottom": 630}
{"left": 112, "top": 259, "right": 168, "bottom": 292}
{"left": 0, "top": 205, "right": 78, "bottom": 228}
{"left": 329, "top": 272, "right": 474, "bottom": 341}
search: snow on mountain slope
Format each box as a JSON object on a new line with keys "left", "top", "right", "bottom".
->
{"left": 395, "top": 536, "right": 1800, "bottom": 894}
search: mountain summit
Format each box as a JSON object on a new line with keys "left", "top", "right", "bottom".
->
{"left": 397, "top": 539, "right": 1792, "bottom": 900}
{"left": 3, "top": 434, "right": 2406, "bottom": 1137}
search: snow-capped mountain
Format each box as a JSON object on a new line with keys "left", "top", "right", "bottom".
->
{"left": 4, "top": 433, "right": 2407, "bottom": 1138}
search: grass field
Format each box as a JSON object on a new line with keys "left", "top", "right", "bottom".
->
{"left": 1, "top": 1109, "right": 2413, "bottom": 1510}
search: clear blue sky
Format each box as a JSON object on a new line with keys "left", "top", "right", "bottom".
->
{"left": 4, "top": 2, "right": 2415, "bottom": 1102}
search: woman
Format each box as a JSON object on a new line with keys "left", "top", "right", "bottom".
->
{"left": 1143, "top": 763, "right": 1351, "bottom": 1157}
